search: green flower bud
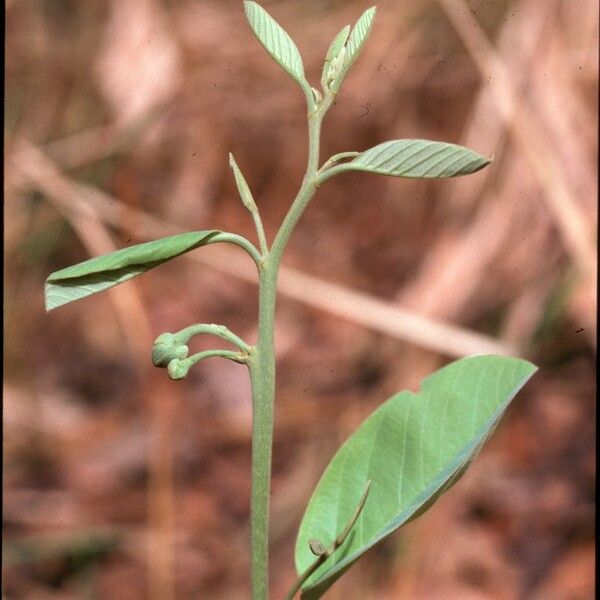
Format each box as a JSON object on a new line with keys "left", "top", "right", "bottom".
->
{"left": 152, "top": 332, "right": 189, "bottom": 367}
{"left": 154, "top": 332, "right": 176, "bottom": 346}
{"left": 167, "top": 359, "right": 189, "bottom": 380}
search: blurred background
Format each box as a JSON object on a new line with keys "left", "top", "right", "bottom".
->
{"left": 3, "top": 0, "right": 597, "bottom": 598}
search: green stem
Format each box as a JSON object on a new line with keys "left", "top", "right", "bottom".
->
{"left": 271, "top": 105, "right": 327, "bottom": 264}
{"left": 248, "top": 262, "right": 277, "bottom": 600}
{"left": 185, "top": 349, "right": 248, "bottom": 366}
{"left": 174, "top": 323, "right": 250, "bottom": 352}
{"left": 167, "top": 348, "right": 248, "bottom": 379}
{"left": 247, "top": 97, "right": 332, "bottom": 600}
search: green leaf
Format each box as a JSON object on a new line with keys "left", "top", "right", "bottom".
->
{"left": 349, "top": 139, "right": 491, "bottom": 178}
{"left": 341, "top": 139, "right": 491, "bottom": 178}
{"left": 229, "top": 153, "right": 257, "bottom": 213}
{"left": 345, "top": 7, "right": 376, "bottom": 68}
{"left": 325, "top": 25, "right": 351, "bottom": 66}
{"left": 244, "top": 1, "right": 309, "bottom": 94}
{"left": 295, "top": 355, "right": 537, "bottom": 598}
{"left": 321, "top": 25, "right": 350, "bottom": 88}
{"left": 330, "top": 7, "right": 376, "bottom": 93}
{"left": 45, "top": 231, "right": 221, "bottom": 311}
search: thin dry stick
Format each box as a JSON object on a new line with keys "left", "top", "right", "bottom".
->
{"left": 397, "top": 0, "right": 559, "bottom": 312}
{"left": 436, "top": 0, "right": 596, "bottom": 287}
{"left": 13, "top": 142, "right": 514, "bottom": 359}
{"left": 17, "top": 146, "right": 176, "bottom": 600}
{"left": 8, "top": 96, "right": 171, "bottom": 180}
{"left": 398, "top": 0, "right": 595, "bottom": 349}
{"left": 443, "top": 0, "right": 560, "bottom": 211}
{"left": 399, "top": 154, "right": 553, "bottom": 322}
{"left": 275, "top": 266, "right": 513, "bottom": 357}
{"left": 531, "top": 31, "right": 597, "bottom": 209}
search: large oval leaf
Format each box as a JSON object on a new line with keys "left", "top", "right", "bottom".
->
{"left": 295, "top": 355, "right": 536, "bottom": 598}
{"left": 45, "top": 231, "right": 221, "bottom": 311}
{"left": 244, "top": 1, "right": 309, "bottom": 94}
{"left": 339, "top": 139, "right": 490, "bottom": 178}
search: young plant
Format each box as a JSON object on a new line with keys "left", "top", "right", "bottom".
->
{"left": 45, "top": 3, "right": 537, "bottom": 599}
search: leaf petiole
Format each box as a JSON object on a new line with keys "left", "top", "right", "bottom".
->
{"left": 209, "top": 231, "right": 264, "bottom": 266}
{"left": 318, "top": 151, "right": 360, "bottom": 175}
{"left": 284, "top": 480, "right": 371, "bottom": 600}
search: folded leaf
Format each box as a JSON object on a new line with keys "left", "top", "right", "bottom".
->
{"left": 229, "top": 153, "right": 258, "bottom": 213}
{"left": 324, "top": 25, "right": 351, "bottom": 67}
{"left": 244, "top": 1, "right": 309, "bottom": 94}
{"left": 345, "top": 7, "right": 376, "bottom": 69}
{"left": 340, "top": 139, "right": 490, "bottom": 178}
{"left": 321, "top": 25, "right": 350, "bottom": 88}
{"left": 295, "top": 355, "right": 536, "bottom": 598}
{"left": 45, "top": 231, "right": 221, "bottom": 311}
{"left": 330, "top": 7, "right": 376, "bottom": 93}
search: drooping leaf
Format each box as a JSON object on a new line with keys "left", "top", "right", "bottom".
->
{"left": 244, "top": 1, "right": 309, "bottom": 94}
{"left": 45, "top": 231, "right": 221, "bottom": 311}
{"left": 338, "top": 139, "right": 490, "bottom": 178}
{"left": 330, "top": 7, "right": 376, "bottom": 93}
{"left": 295, "top": 355, "right": 537, "bottom": 598}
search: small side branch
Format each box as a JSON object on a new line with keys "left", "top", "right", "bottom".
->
{"left": 284, "top": 480, "right": 372, "bottom": 600}
{"left": 173, "top": 323, "right": 251, "bottom": 353}
{"left": 168, "top": 349, "right": 249, "bottom": 380}
{"left": 152, "top": 325, "right": 252, "bottom": 379}
{"left": 186, "top": 349, "right": 248, "bottom": 366}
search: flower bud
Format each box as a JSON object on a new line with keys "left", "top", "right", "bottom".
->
{"left": 152, "top": 333, "right": 189, "bottom": 367}
{"left": 167, "top": 359, "right": 189, "bottom": 380}
{"left": 154, "top": 332, "right": 176, "bottom": 346}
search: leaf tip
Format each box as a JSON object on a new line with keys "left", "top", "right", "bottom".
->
{"left": 44, "top": 282, "right": 58, "bottom": 312}
{"left": 361, "top": 6, "right": 377, "bottom": 25}
{"left": 521, "top": 358, "right": 539, "bottom": 376}
{"left": 243, "top": 1, "right": 256, "bottom": 20}
{"left": 475, "top": 155, "right": 493, "bottom": 173}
